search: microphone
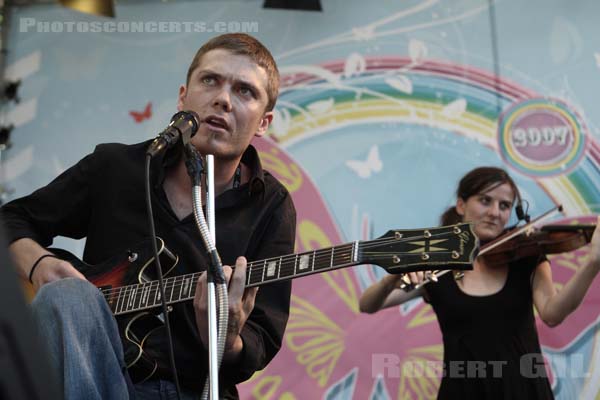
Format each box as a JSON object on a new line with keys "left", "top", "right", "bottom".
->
{"left": 146, "top": 111, "right": 200, "bottom": 157}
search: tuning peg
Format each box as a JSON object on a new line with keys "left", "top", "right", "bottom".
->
{"left": 428, "top": 271, "right": 438, "bottom": 282}
{"left": 401, "top": 274, "right": 412, "bottom": 286}
{"left": 453, "top": 271, "right": 465, "bottom": 281}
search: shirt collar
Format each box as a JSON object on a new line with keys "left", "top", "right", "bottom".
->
{"left": 241, "top": 144, "right": 266, "bottom": 195}
{"left": 153, "top": 142, "right": 265, "bottom": 195}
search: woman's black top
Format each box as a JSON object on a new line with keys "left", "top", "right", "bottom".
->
{"left": 424, "top": 255, "right": 554, "bottom": 399}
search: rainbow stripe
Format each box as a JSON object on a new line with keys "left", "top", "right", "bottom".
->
{"left": 272, "top": 57, "right": 600, "bottom": 215}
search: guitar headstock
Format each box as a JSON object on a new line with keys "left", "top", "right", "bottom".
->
{"left": 360, "top": 223, "right": 478, "bottom": 274}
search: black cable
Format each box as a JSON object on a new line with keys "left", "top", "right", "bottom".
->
{"left": 144, "top": 154, "right": 182, "bottom": 400}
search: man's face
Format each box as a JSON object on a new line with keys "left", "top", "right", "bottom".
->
{"left": 178, "top": 49, "right": 272, "bottom": 160}
{"left": 456, "top": 182, "right": 514, "bottom": 241}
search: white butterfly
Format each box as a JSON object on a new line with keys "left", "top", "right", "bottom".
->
{"left": 271, "top": 107, "right": 292, "bottom": 137}
{"left": 409, "top": 39, "right": 428, "bottom": 65}
{"left": 343, "top": 52, "right": 366, "bottom": 79}
{"left": 307, "top": 97, "right": 335, "bottom": 115}
{"left": 442, "top": 98, "right": 467, "bottom": 119}
{"left": 345, "top": 145, "right": 383, "bottom": 179}
{"left": 385, "top": 75, "right": 413, "bottom": 94}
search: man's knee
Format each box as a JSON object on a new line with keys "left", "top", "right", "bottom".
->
{"left": 32, "top": 278, "right": 102, "bottom": 312}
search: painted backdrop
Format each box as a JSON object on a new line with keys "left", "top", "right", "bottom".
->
{"left": 4, "top": 0, "right": 600, "bottom": 398}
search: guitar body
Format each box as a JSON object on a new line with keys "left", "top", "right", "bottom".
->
{"left": 49, "top": 238, "right": 179, "bottom": 383}
{"left": 121, "top": 311, "right": 165, "bottom": 382}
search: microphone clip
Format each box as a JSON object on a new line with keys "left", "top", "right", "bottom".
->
{"left": 146, "top": 111, "right": 199, "bottom": 157}
{"left": 184, "top": 144, "right": 204, "bottom": 186}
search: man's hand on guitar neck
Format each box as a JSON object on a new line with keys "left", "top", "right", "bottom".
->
{"left": 193, "top": 256, "right": 259, "bottom": 363}
{"left": 9, "top": 237, "right": 86, "bottom": 291}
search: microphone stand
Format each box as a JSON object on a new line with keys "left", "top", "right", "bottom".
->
{"left": 205, "top": 154, "right": 222, "bottom": 400}
{"left": 183, "top": 146, "right": 228, "bottom": 400}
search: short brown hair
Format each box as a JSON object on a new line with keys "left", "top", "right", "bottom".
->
{"left": 186, "top": 33, "right": 280, "bottom": 111}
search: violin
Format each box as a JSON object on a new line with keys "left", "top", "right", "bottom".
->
{"left": 399, "top": 205, "right": 597, "bottom": 291}
{"left": 479, "top": 224, "right": 596, "bottom": 267}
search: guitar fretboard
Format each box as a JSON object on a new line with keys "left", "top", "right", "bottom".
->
{"left": 105, "top": 242, "right": 358, "bottom": 316}
{"left": 101, "top": 223, "right": 477, "bottom": 316}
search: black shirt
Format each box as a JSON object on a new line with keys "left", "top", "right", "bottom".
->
{"left": 424, "top": 256, "right": 554, "bottom": 399}
{"left": 1, "top": 140, "right": 296, "bottom": 396}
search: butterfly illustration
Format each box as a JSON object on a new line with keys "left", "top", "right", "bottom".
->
{"left": 345, "top": 145, "right": 383, "bottom": 179}
{"left": 442, "top": 98, "right": 467, "bottom": 119}
{"left": 307, "top": 97, "right": 335, "bottom": 115}
{"left": 129, "top": 102, "right": 152, "bottom": 123}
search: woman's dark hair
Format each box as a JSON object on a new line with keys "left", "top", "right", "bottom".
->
{"left": 440, "top": 166, "right": 521, "bottom": 226}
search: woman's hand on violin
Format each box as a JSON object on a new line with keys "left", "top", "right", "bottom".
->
{"left": 393, "top": 271, "right": 427, "bottom": 289}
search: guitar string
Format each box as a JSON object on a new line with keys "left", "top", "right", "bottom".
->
{"left": 103, "top": 228, "right": 475, "bottom": 310}
{"left": 101, "top": 228, "right": 462, "bottom": 299}
{"left": 101, "top": 228, "right": 474, "bottom": 309}
{"left": 107, "top": 252, "right": 464, "bottom": 315}
{"left": 107, "top": 250, "right": 462, "bottom": 314}
{"left": 107, "top": 225, "right": 469, "bottom": 299}
{"left": 104, "top": 248, "right": 469, "bottom": 310}
{"left": 105, "top": 260, "right": 454, "bottom": 314}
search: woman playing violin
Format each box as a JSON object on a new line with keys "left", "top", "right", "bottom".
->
{"left": 359, "top": 166, "right": 600, "bottom": 399}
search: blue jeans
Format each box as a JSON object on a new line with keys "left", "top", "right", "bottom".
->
{"left": 31, "top": 278, "right": 204, "bottom": 399}
{"left": 31, "top": 278, "right": 135, "bottom": 399}
{"left": 134, "top": 380, "right": 201, "bottom": 400}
